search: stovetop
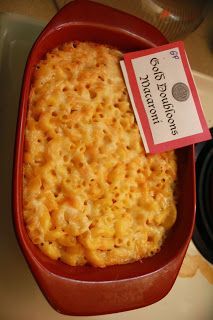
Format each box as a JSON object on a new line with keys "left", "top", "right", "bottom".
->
{"left": 194, "top": 128, "right": 213, "bottom": 264}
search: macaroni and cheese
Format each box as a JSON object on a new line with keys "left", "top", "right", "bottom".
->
{"left": 23, "top": 41, "right": 177, "bottom": 267}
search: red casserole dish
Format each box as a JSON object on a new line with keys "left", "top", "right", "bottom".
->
{"left": 13, "top": 0, "right": 196, "bottom": 316}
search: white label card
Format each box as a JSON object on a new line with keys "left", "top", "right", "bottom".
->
{"left": 121, "top": 41, "right": 210, "bottom": 153}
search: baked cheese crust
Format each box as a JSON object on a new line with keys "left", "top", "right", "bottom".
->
{"left": 23, "top": 41, "right": 177, "bottom": 267}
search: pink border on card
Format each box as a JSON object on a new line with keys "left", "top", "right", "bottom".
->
{"left": 124, "top": 41, "right": 211, "bottom": 153}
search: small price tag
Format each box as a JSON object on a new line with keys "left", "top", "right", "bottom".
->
{"left": 120, "top": 41, "right": 211, "bottom": 153}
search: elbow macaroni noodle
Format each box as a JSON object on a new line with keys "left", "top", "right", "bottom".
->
{"left": 23, "top": 42, "right": 177, "bottom": 267}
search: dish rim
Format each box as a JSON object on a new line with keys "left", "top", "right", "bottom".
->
{"left": 12, "top": 4, "right": 196, "bottom": 317}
